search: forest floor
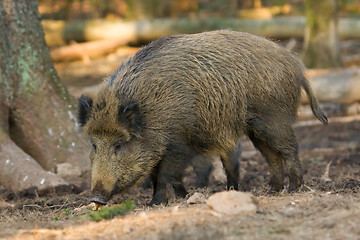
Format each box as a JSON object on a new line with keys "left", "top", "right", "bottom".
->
{"left": 1, "top": 47, "right": 360, "bottom": 240}
{"left": 1, "top": 111, "right": 359, "bottom": 240}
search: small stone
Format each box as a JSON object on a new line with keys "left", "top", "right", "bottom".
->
{"left": 206, "top": 191, "right": 257, "bottom": 215}
{"left": 186, "top": 192, "right": 206, "bottom": 204}
{"left": 123, "top": 225, "right": 134, "bottom": 234}
{"left": 0, "top": 200, "right": 14, "bottom": 209}
{"left": 171, "top": 205, "right": 179, "bottom": 214}
{"left": 138, "top": 211, "right": 147, "bottom": 218}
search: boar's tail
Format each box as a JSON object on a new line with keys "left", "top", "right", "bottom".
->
{"left": 301, "top": 76, "right": 328, "bottom": 125}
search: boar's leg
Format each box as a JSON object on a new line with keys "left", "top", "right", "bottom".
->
{"left": 150, "top": 162, "right": 188, "bottom": 199}
{"left": 173, "top": 182, "right": 188, "bottom": 197}
{"left": 220, "top": 142, "right": 242, "bottom": 190}
{"left": 148, "top": 142, "right": 197, "bottom": 205}
{"left": 150, "top": 163, "right": 159, "bottom": 195}
{"left": 248, "top": 132, "right": 284, "bottom": 192}
{"left": 148, "top": 154, "right": 212, "bottom": 191}
{"left": 248, "top": 125, "right": 303, "bottom": 193}
{"left": 280, "top": 133, "right": 303, "bottom": 193}
{"left": 149, "top": 165, "right": 172, "bottom": 205}
{"left": 192, "top": 155, "right": 213, "bottom": 188}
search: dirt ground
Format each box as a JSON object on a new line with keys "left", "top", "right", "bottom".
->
{"left": 1, "top": 43, "right": 360, "bottom": 239}
{"left": 0, "top": 114, "right": 359, "bottom": 239}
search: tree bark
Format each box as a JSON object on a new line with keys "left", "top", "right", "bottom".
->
{"left": 0, "top": 0, "right": 89, "bottom": 191}
{"left": 302, "top": 0, "right": 343, "bottom": 68}
{"left": 0, "top": 132, "right": 66, "bottom": 190}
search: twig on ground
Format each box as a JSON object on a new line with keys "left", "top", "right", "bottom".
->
{"left": 303, "top": 185, "right": 315, "bottom": 192}
{"left": 52, "top": 198, "right": 69, "bottom": 213}
{"left": 22, "top": 204, "right": 43, "bottom": 210}
{"left": 321, "top": 161, "right": 333, "bottom": 182}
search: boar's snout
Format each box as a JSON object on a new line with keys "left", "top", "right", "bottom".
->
{"left": 90, "top": 181, "right": 113, "bottom": 205}
{"left": 90, "top": 192, "right": 108, "bottom": 205}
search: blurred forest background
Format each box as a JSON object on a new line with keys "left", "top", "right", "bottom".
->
{"left": 39, "top": 0, "right": 360, "bottom": 86}
{"left": 37, "top": 0, "right": 359, "bottom": 20}
{"left": 41, "top": 0, "right": 360, "bottom": 112}
{"left": 38, "top": 0, "right": 360, "bottom": 68}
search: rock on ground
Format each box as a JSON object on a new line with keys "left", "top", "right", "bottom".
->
{"left": 206, "top": 191, "right": 258, "bottom": 215}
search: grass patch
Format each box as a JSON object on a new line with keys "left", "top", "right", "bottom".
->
{"left": 87, "top": 200, "right": 136, "bottom": 222}
{"left": 62, "top": 209, "right": 72, "bottom": 216}
{"left": 309, "top": 156, "right": 324, "bottom": 164}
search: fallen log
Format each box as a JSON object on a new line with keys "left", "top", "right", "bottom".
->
{"left": 50, "top": 38, "right": 137, "bottom": 62}
{"left": 302, "top": 68, "right": 360, "bottom": 104}
{"left": 43, "top": 17, "right": 360, "bottom": 47}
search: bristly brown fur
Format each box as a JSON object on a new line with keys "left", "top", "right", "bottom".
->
{"left": 78, "top": 30, "right": 327, "bottom": 205}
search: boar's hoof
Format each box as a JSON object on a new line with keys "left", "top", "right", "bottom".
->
{"left": 267, "top": 186, "right": 284, "bottom": 195}
{"left": 288, "top": 182, "right": 301, "bottom": 193}
{"left": 148, "top": 195, "right": 168, "bottom": 206}
{"left": 173, "top": 184, "right": 188, "bottom": 197}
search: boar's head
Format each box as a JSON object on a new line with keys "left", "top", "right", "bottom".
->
{"left": 77, "top": 92, "right": 158, "bottom": 205}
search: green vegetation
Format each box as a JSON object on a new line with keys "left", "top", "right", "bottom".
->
{"left": 87, "top": 200, "right": 136, "bottom": 222}
{"left": 62, "top": 209, "right": 72, "bottom": 216}
{"left": 309, "top": 156, "right": 324, "bottom": 164}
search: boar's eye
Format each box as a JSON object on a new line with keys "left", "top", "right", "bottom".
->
{"left": 92, "top": 143, "right": 97, "bottom": 153}
{"left": 114, "top": 143, "right": 124, "bottom": 153}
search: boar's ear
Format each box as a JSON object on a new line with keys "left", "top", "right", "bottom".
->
{"left": 78, "top": 95, "right": 93, "bottom": 127}
{"left": 118, "top": 101, "right": 142, "bottom": 138}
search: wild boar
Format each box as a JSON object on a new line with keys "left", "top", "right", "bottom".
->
{"left": 78, "top": 30, "right": 327, "bottom": 205}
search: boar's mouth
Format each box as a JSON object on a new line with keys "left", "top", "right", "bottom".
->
{"left": 90, "top": 181, "right": 111, "bottom": 205}
{"left": 91, "top": 175, "right": 145, "bottom": 205}
{"left": 90, "top": 193, "right": 108, "bottom": 205}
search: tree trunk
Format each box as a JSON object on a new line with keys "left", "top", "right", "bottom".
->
{"left": 0, "top": 0, "right": 89, "bottom": 191}
{"left": 302, "top": 0, "right": 343, "bottom": 68}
